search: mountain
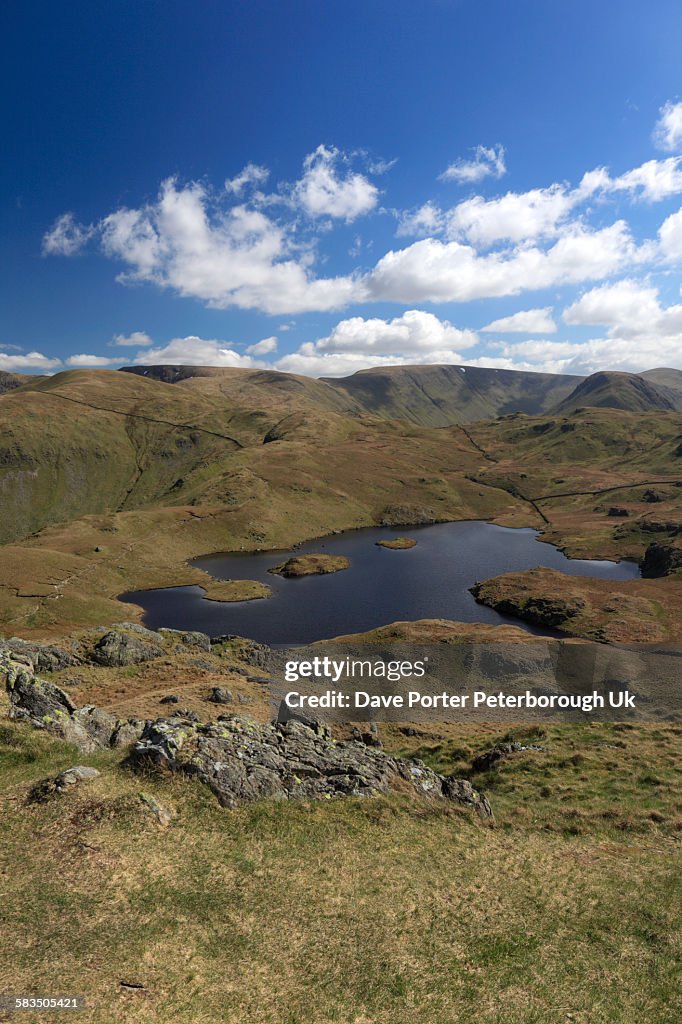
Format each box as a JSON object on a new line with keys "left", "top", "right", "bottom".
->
{"left": 639, "top": 367, "right": 682, "bottom": 409}
{"left": 0, "top": 370, "right": 37, "bottom": 394}
{"left": 324, "top": 364, "right": 585, "bottom": 424}
{"left": 555, "top": 371, "right": 679, "bottom": 414}
{"left": 123, "top": 363, "right": 583, "bottom": 426}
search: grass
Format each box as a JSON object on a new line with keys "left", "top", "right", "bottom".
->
{"left": 1, "top": 716, "right": 680, "bottom": 1024}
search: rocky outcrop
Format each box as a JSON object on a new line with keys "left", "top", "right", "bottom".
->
{"left": 471, "top": 741, "right": 546, "bottom": 773}
{"left": 91, "top": 630, "right": 164, "bottom": 667}
{"left": 2, "top": 637, "right": 79, "bottom": 673}
{"left": 3, "top": 645, "right": 146, "bottom": 752}
{"left": 641, "top": 542, "right": 682, "bottom": 578}
{"left": 470, "top": 582, "right": 586, "bottom": 629}
{"left": 378, "top": 504, "right": 437, "bottom": 527}
{"left": 29, "top": 766, "right": 101, "bottom": 802}
{"left": 129, "top": 714, "right": 494, "bottom": 817}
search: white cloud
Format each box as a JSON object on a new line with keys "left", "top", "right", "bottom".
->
{"left": 446, "top": 185, "right": 577, "bottom": 246}
{"left": 439, "top": 144, "right": 506, "bottom": 185}
{"left": 112, "top": 331, "right": 153, "bottom": 347}
{"left": 133, "top": 335, "right": 258, "bottom": 367}
{"left": 274, "top": 310, "right": 477, "bottom": 377}
{"left": 563, "top": 279, "right": 682, "bottom": 339}
{"left": 490, "top": 280, "right": 682, "bottom": 375}
{"left": 292, "top": 145, "right": 379, "bottom": 222}
{"left": 42, "top": 213, "right": 94, "bottom": 256}
{"left": 97, "top": 178, "right": 358, "bottom": 314}
{"left": 366, "top": 221, "right": 646, "bottom": 304}
{"left": 659, "top": 207, "right": 682, "bottom": 258}
{"left": 0, "top": 351, "right": 62, "bottom": 371}
{"left": 43, "top": 145, "right": 682, "bottom": 317}
{"left": 482, "top": 308, "right": 557, "bottom": 334}
{"left": 246, "top": 335, "right": 278, "bottom": 355}
{"left": 653, "top": 100, "right": 682, "bottom": 152}
{"left": 590, "top": 157, "right": 682, "bottom": 202}
{"left": 66, "top": 354, "right": 121, "bottom": 367}
{"left": 396, "top": 202, "right": 444, "bottom": 238}
{"left": 225, "top": 163, "right": 269, "bottom": 194}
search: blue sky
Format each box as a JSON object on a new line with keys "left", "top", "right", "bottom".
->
{"left": 3, "top": 0, "right": 682, "bottom": 377}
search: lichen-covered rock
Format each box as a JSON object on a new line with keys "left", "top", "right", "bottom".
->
{"left": 111, "top": 719, "right": 146, "bottom": 748}
{"left": 5, "top": 660, "right": 98, "bottom": 751}
{"left": 3, "top": 651, "right": 147, "bottom": 752}
{"left": 3, "top": 637, "right": 79, "bottom": 673}
{"left": 91, "top": 630, "right": 163, "bottom": 667}
{"left": 128, "top": 714, "right": 493, "bottom": 818}
{"left": 159, "top": 628, "right": 211, "bottom": 652}
{"left": 28, "top": 766, "right": 100, "bottom": 802}
{"left": 209, "top": 686, "right": 233, "bottom": 704}
{"left": 139, "top": 791, "right": 174, "bottom": 827}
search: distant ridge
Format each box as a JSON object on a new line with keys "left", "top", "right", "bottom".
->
{"left": 556, "top": 371, "right": 679, "bottom": 415}
{"left": 0, "top": 370, "right": 38, "bottom": 394}
{"left": 118, "top": 362, "right": 682, "bottom": 424}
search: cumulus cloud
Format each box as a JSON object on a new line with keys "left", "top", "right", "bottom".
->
{"left": 365, "top": 221, "right": 647, "bottom": 304}
{"left": 588, "top": 157, "right": 682, "bottom": 202}
{"left": 97, "top": 178, "right": 358, "bottom": 314}
{"left": 481, "top": 308, "right": 557, "bottom": 334}
{"left": 42, "top": 213, "right": 94, "bottom": 256}
{"left": 659, "top": 207, "right": 682, "bottom": 258}
{"left": 0, "top": 351, "right": 62, "bottom": 371}
{"left": 112, "top": 331, "right": 153, "bottom": 347}
{"left": 490, "top": 280, "right": 682, "bottom": 375}
{"left": 445, "top": 184, "right": 577, "bottom": 246}
{"left": 132, "top": 335, "right": 258, "bottom": 367}
{"left": 653, "top": 100, "right": 682, "bottom": 152}
{"left": 246, "top": 335, "right": 278, "bottom": 355}
{"left": 274, "top": 310, "right": 477, "bottom": 377}
{"left": 42, "top": 143, "right": 682, "bottom": 317}
{"left": 564, "top": 279, "right": 682, "bottom": 338}
{"left": 66, "top": 354, "right": 121, "bottom": 367}
{"left": 225, "top": 163, "right": 269, "bottom": 194}
{"left": 439, "top": 144, "right": 506, "bottom": 185}
{"left": 292, "top": 145, "right": 379, "bottom": 221}
{"left": 396, "top": 202, "right": 444, "bottom": 238}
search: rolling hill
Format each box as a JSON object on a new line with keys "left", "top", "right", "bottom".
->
{"left": 121, "top": 363, "right": 682, "bottom": 424}
{"left": 555, "top": 371, "right": 679, "bottom": 414}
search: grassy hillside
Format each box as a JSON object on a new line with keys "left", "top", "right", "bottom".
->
{"left": 555, "top": 371, "right": 679, "bottom": 414}
{"left": 1, "top": 701, "right": 680, "bottom": 1024}
{"left": 321, "top": 363, "right": 582, "bottom": 425}
{"left": 1, "top": 369, "right": 682, "bottom": 639}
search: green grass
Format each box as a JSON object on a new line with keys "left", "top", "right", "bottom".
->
{"left": 0, "top": 717, "right": 680, "bottom": 1023}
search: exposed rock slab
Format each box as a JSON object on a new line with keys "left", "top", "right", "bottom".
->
{"left": 91, "top": 630, "right": 164, "bottom": 667}
{"left": 129, "top": 714, "right": 494, "bottom": 817}
{"left": 3, "top": 645, "right": 146, "bottom": 752}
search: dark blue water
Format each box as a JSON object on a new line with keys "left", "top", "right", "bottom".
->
{"left": 120, "top": 521, "right": 640, "bottom": 644}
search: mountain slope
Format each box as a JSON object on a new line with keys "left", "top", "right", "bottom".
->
{"left": 554, "top": 371, "right": 678, "bottom": 414}
{"left": 321, "top": 364, "right": 583, "bottom": 425}
{"left": 0, "top": 370, "right": 38, "bottom": 394}
{"left": 640, "top": 367, "right": 682, "bottom": 409}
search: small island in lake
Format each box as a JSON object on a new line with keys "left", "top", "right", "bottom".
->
{"left": 269, "top": 553, "right": 350, "bottom": 577}
{"left": 376, "top": 536, "right": 417, "bottom": 550}
{"left": 202, "top": 579, "right": 272, "bottom": 602}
